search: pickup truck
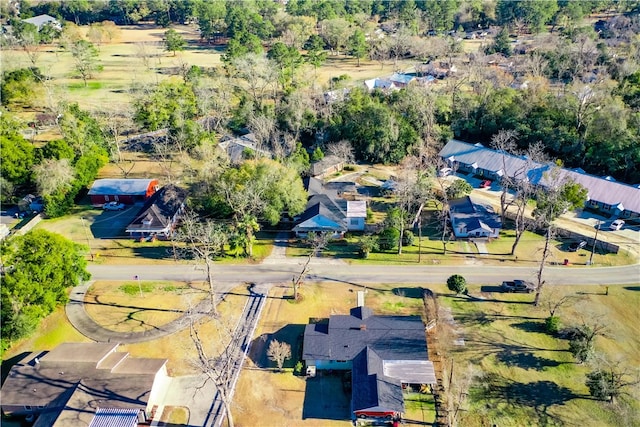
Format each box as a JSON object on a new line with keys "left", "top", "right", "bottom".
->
{"left": 501, "top": 280, "right": 535, "bottom": 293}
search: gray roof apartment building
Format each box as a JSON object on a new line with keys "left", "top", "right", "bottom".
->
{"left": 439, "top": 139, "right": 640, "bottom": 219}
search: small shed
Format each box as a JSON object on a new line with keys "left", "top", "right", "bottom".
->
{"left": 88, "top": 179, "right": 159, "bottom": 206}
{"left": 346, "top": 201, "right": 367, "bottom": 231}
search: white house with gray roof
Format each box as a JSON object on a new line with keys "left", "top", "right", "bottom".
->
{"left": 439, "top": 139, "right": 640, "bottom": 220}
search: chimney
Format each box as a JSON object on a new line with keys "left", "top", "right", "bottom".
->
{"left": 356, "top": 290, "right": 365, "bottom": 307}
{"left": 359, "top": 324, "right": 367, "bottom": 331}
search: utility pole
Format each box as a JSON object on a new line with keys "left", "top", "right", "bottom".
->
{"left": 80, "top": 217, "right": 94, "bottom": 261}
{"left": 589, "top": 220, "right": 601, "bottom": 266}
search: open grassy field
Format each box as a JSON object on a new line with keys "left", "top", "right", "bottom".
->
{"left": 440, "top": 284, "right": 640, "bottom": 427}
{"left": 3, "top": 25, "right": 222, "bottom": 110}
{"left": 4, "top": 24, "right": 420, "bottom": 117}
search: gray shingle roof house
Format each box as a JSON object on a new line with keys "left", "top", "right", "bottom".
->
{"left": 218, "top": 133, "right": 272, "bottom": 164}
{"left": 440, "top": 139, "right": 640, "bottom": 220}
{"left": 293, "top": 178, "right": 366, "bottom": 236}
{"left": 125, "top": 184, "right": 187, "bottom": 239}
{"left": 448, "top": 196, "right": 501, "bottom": 239}
{"left": 303, "top": 306, "right": 435, "bottom": 421}
{"left": 1, "top": 343, "right": 168, "bottom": 427}
{"left": 23, "top": 14, "right": 61, "bottom": 30}
{"left": 310, "top": 155, "right": 344, "bottom": 178}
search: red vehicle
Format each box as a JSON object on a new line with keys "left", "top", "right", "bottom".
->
{"left": 355, "top": 410, "right": 398, "bottom": 420}
{"left": 480, "top": 179, "right": 492, "bottom": 188}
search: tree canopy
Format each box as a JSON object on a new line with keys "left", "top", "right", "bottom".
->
{"left": 1, "top": 230, "right": 90, "bottom": 353}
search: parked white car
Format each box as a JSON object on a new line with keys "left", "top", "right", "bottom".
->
{"left": 609, "top": 219, "right": 625, "bottom": 231}
{"left": 438, "top": 167, "right": 454, "bottom": 177}
{"left": 103, "top": 202, "right": 125, "bottom": 211}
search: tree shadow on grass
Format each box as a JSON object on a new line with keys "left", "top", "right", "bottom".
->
{"left": 496, "top": 350, "right": 568, "bottom": 371}
{"left": 247, "top": 324, "right": 305, "bottom": 369}
{"left": 462, "top": 329, "right": 566, "bottom": 364}
{"left": 454, "top": 290, "right": 532, "bottom": 305}
{"left": 392, "top": 287, "right": 424, "bottom": 298}
{"left": 511, "top": 320, "right": 545, "bottom": 333}
{"left": 481, "top": 374, "right": 582, "bottom": 424}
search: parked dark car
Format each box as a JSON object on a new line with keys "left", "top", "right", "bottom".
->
{"left": 568, "top": 240, "right": 587, "bottom": 252}
{"left": 501, "top": 280, "right": 535, "bottom": 293}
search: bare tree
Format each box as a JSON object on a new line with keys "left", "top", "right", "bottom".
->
{"left": 389, "top": 25, "right": 413, "bottom": 70}
{"left": 524, "top": 51, "right": 549, "bottom": 78}
{"left": 267, "top": 339, "right": 292, "bottom": 371}
{"left": 586, "top": 356, "right": 640, "bottom": 405}
{"left": 247, "top": 112, "right": 276, "bottom": 156}
{"left": 135, "top": 41, "right": 153, "bottom": 69}
{"left": 33, "top": 158, "right": 75, "bottom": 196}
{"left": 445, "top": 362, "right": 479, "bottom": 426}
{"left": 542, "top": 288, "right": 582, "bottom": 318}
{"left": 491, "top": 129, "right": 519, "bottom": 224}
{"left": 532, "top": 170, "right": 587, "bottom": 305}
{"left": 326, "top": 140, "right": 355, "bottom": 165}
{"left": 292, "top": 232, "right": 329, "bottom": 300}
{"left": 231, "top": 53, "right": 278, "bottom": 109}
{"left": 152, "top": 137, "right": 177, "bottom": 183}
{"left": 368, "top": 36, "right": 391, "bottom": 69}
{"left": 189, "top": 317, "right": 237, "bottom": 427}
{"left": 535, "top": 226, "right": 555, "bottom": 306}
{"left": 393, "top": 156, "right": 432, "bottom": 255}
{"left": 97, "top": 105, "right": 134, "bottom": 164}
{"left": 490, "top": 134, "right": 545, "bottom": 256}
{"left": 177, "top": 211, "right": 228, "bottom": 315}
{"left": 194, "top": 77, "right": 233, "bottom": 133}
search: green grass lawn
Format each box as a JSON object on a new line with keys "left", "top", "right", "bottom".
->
{"left": 440, "top": 285, "right": 640, "bottom": 427}
{"left": 36, "top": 203, "right": 274, "bottom": 265}
{"left": 403, "top": 391, "right": 436, "bottom": 426}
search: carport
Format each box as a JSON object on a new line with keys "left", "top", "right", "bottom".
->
{"left": 383, "top": 360, "right": 437, "bottom": 385}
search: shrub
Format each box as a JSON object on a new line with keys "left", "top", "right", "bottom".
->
{"left": 545, "top": 316, "right": 560, "bottom": 334}
{"left": 294, "top": 361, "right": 304, "bottom": 376}
{"left": 402, "top": 230, "right": 414, "bottom": 246}
{"left": 357, "top": 235, "right": 378, "bottom": 258}
{"left": 377, "top": 227, "right": 399, "bottom": 251}
{"left": 447, "top": 274, "right": 467, "bottom": 294}
{"left": 366, "top": 207, "right": 373, "bottom": 221}
{"left": 569, "top": 337, "right": 594, "bottom": 363}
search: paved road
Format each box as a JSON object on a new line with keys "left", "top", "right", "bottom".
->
{"left": 88, "top": 262, "right": 640, "bottom": 286}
